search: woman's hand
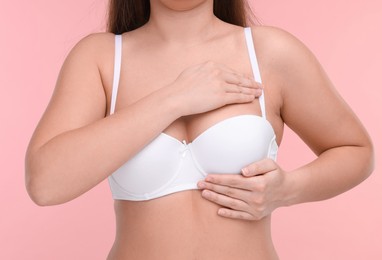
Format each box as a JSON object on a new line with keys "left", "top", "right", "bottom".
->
{"left": 197, "top": 158, "right": 292, "bottom": 221}
{"left": 166, "top": 60, "right": 263, "bottom": 116}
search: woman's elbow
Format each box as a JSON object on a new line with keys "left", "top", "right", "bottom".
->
{"left": 25, "top": 169, "right": 54, "bottom": 207}
{"left": 26, "top": 185, "right": 50, "bottom": 207}
{"left": 359, "top": 136, "right": 375, "bottom": 181}
{"left": 25, "top": 151, "right": 56, "bottom": 207}
{"left": 366, "top": 140, "right": 375, "bottom": 177}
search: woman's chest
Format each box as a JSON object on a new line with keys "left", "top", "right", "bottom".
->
{"left": 111, "top": 39, "right": 254, "bottom": 108}
{"left": 101, "top": 32, "right": 283, "bottom": 145}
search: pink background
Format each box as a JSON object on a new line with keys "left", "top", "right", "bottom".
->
{"left": 1, "top": 0, "right": 381, "bottom": 259}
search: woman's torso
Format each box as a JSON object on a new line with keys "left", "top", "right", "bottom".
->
{"left": 99, "top": 23, "right": 284, "bottom": 259}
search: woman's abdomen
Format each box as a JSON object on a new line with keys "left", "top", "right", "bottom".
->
{"left": 107, "top": 190, "right": 279, "bottom": 260}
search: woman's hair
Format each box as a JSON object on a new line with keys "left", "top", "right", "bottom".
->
{"left": 106, "top": 0, "right": 261, "bottom": 34}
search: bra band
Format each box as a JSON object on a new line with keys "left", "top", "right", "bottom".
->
{"left": 110, "top": 28, "right": 266, "bottom": 118}
{"left": 244, "top": 27, "right": 266, "bottom": 119}
{"left": 110, "top": 34, "right": 122, "bottom": 115}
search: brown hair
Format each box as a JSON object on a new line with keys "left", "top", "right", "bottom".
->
{"left": 106, "top": 0, "right": 261, "bottom": 34}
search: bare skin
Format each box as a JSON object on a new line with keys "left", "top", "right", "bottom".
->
{"left": 25, "top": 0, "right": 374, "bottom": 259}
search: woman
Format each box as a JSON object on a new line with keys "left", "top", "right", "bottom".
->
{"left": 25, "top": 0, "right": 374, "bottom": 259}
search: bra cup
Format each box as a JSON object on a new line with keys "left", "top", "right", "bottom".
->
{"left": 109, "top": 134, "right": 182, "bottom": 195}
{"left": 191, "top": 117, "right": 276, "bottom": 174}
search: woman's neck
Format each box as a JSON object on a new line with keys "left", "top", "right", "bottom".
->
{"left": 142, "top": 0, "right": 223, "bottom": 47}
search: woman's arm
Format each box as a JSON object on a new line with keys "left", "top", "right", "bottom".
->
{"left": 273, "top": 25, "right": 374, "bottom": 205}
{"left": 25, "top": 33, "right": 182, "bottom": 206}
{"left": 197, "top": 26, "right": 374, "bottom": 220}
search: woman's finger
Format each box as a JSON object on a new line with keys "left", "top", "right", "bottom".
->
{"left": 241, "top": 158, "right": 278, "bottom": 177}
{"left": 223, "top": 91, "right": 256, "bottom": 104}
{"left": 217, "top": 208, "right": 259, "bottom": 221}
{"left": 211, "top": 62, "right": 262, "bottom": 89}
{"left": 197, "top": 180, "right": 253, "bottom": 202}
{"left": 200, "top": 189, "right": 249, "bottom": 212}
{"left": 222, "top": 70, "right": 262, "bottom": 89}
{"left": 224, "top": 83, "right": 262, "bottom": 97}
{"left": 204, "top": 174, "right": 266, "bottom": 192}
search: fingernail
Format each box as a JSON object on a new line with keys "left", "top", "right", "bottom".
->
{"left": 197, "top": 181, "right": 206, "bottom": 189}
{"left": 202, "top": 190, "right": 210, "bottom": 197}
{"left": 241, "top": 168, "right": 249, "bottom": 176}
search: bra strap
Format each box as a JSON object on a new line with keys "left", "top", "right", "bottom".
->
{"left": 244, "top": 27, "right": 266, "bottom": 119}
{"left": 110, "top": 34, "right": 122, "bottom": 115}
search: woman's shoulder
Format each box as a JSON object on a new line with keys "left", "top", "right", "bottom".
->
{"left": 70, "top": 32, "right": 117, "bottom": 59}
{"left": 250, "top": 24, "right": 298, "bottom": 42}
{"left": 249, "top": 24, "right": 323, "bottom": 84}
{"left": 74, "top": 31, "right": 118, "bottom": 45}
{"left": 69, "top": 32, "right": 125, "bottom": 80}
{"left": 250, "top": 24, "right": 309, "bottom": 51}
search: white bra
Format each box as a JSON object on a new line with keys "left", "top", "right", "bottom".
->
{"left": 107, "top": 27, "right": 278, "bottom": 201}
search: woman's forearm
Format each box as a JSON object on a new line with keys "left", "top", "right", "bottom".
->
{"left": 25, "top": 86, "right": 181, "bottom": 206}
{"left": 283, "top": 144, "right": 375, "bottom": 207}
